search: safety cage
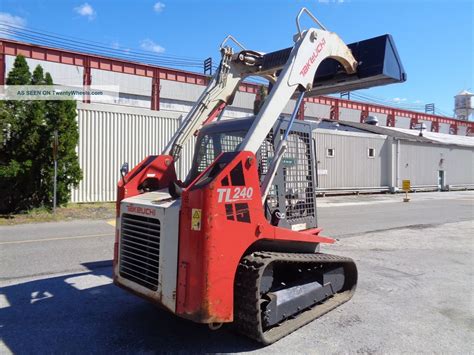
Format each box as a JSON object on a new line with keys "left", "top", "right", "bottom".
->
{"left": 188, "top": 117, "right": 318, "bottom": 231}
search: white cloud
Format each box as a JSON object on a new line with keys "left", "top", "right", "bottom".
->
{"left": 140, "top": 39, "right": 165, "bottom": 53}
{"left": 0, "top": 12, "right": 27, "bottom": 38}
{"left": 153, "top": 2, "right": 165, "bottom": 13}
{"left": 111, "top": 40, "right": 130, "bottom": 53}
{"left": 111, "top": 40, "right": 120, "bottom": 49}
{"left": 393, "top": 97, "right": 407, "bottom": 103}
{"left": 74, "top": 3, "right": 96, "bottom": 20}
{"left": 414, "top": 99, "right": 422, "bottom": 104}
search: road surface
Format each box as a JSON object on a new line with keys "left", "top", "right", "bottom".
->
{"left": 0, "top": 191, "right": 473, "bottom": 353}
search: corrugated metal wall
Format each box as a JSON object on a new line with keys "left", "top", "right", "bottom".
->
{"left": 91, "top": 69, "right": 152, "bottom": 108}
{"left": 313, "top": 129, "right": 390, "bottom": 189}
{"left": 305, "top": 102, "right": 330, "bottom": 118}
{"left": 71, "top": 104, "right": 473, "bottom": 202}
{"left": 458, "top": 126, "right": 468, "bottom": 136}
{"left": 6, "top": 54, "right": 470, "bottom": 136}
{"left": 71, "top": 103, "right": 194, "bottom": 202}
{"left": 92, "top": 69, "right": 152, "bottom": 96}
{"left": 338, "top": 107, "right": 361, "bottom": 122}
{"left": 398, "top": 141, "right": 474, "bottom": 186}
{"left": 395, "top": 116, "right": 411, "bottom": 129}
{"left": 160, "top": 79, "right": 255, "bottom": 111}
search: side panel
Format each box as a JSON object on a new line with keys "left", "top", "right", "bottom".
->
{"left": 158, "top": 199, "right": 180, "bottom": 310}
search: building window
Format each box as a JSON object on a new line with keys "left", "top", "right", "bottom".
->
{"left": 368, "top": 148, "right": 375, "bottom": 158}
{"left": 326, "top": 148, "right": 335, "bottom": 158}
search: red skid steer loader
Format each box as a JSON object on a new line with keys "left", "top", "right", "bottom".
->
{"left": 113, "top": 8, "right": 406, "bottom": 344}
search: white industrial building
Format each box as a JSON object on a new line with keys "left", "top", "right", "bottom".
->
{"left": 313, "top": 120, "right": 474, "bottom": 193}
{"left": 1, "top": 38, "right": 473, "bottom": 202}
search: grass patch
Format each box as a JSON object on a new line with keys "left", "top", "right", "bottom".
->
{"left": 0, "top": 202, "right": 115, "bottom": 225}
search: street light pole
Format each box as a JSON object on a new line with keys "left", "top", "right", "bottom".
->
{"left": 53, "top": 130, "right": 58, "bottom": 213}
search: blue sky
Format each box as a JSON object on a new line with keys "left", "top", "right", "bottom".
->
{"left": 0, "top": 0, "right": 472, "bottom": 116}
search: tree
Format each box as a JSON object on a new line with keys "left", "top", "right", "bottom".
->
{"left": 0, "top": 55, "right": 82, "bottom": 213}
{"left": 5, "top": 55, "right": 31, "bottom": 85}
{"left": 0, "top": 101, "right": 12, "bottom": 147}
{"left": 0, "top": 55, "right": 40, "bottom": 212}
{"left": 40, "top": 71, "right": 82, "bottom": 206}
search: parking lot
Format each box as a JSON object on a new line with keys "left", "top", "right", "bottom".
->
{"left": 1, "top": 191, "right": 473, "bottom": 353}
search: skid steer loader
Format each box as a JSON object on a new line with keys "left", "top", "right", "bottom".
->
{"left": 113, "top": 8, "right": 406, "bottom": 344}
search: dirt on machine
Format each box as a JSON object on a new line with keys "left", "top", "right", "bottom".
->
{"left": 112, "top": 7, "right": 406, "bottom": 344}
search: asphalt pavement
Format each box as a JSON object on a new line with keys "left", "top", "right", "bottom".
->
{"left": 0, "top": 191, "right": 473, "bottom": 353}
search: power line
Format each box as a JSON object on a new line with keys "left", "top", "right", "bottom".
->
{"left": 0, "top": 23, "right": 270, "bottom": 88}
{"left": 351, "top": 92, "right": 424, "bottom": 109}
{"left": 0, "top": 22, "right": 209, "bottom": 70}
{"left": 0, "top": 28, "right": 203, "bottom": 68}
{"left": 351, "top": 92, "right": 416, "bottom": 107}
{"left": 435, "top": 108, "right": 453, "bottom": 117}
{"left": 351, "top": 92, "right": 430, "bottom": 110}
{"left": 0, "top": 22, "right": 206, "bottom": 63}
{"left": 0, "top": 23, "right": 457, "bottom": 114}
{"left": 350, "top": 92, "right": 455, "bottom": 117}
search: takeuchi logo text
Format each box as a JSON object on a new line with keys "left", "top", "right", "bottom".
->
{"left": 299, "top": 38, "right": 326, "bottom": 77}
{"left": 126, "top": 205, "right": 156, "bottom": 216}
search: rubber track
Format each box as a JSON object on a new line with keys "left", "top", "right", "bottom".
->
{"left": 234, "top": 251, "right": 357, "bottom": 344}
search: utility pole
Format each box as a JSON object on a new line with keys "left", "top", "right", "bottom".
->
{"left": 204, "top": 57, "right": 213, "bottom": 76}
{"left": 340, "top": 92, "right": 350, "bottom": 100}
{"left": 425, "top": 103, "right": 435, "bottom": 115}
{"left": 53, "top": 130, "right": 58, "bottom": 213}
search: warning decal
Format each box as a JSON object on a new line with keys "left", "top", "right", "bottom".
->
{"left": 191, "top": 208, "right": 202, "bottom": 231}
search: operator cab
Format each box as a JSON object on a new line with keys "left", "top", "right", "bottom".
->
{"left": 187, "top": 116, "right": 318, "bottom": 232}
{"left": 185, "top": 117, "right": 254, "bottom": 185}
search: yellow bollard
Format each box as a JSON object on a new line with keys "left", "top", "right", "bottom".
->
{"left": 402, "top": 179, "right": 410, "bottom": 202}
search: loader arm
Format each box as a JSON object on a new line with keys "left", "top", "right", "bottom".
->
{"left": 162, "top": 11, "right": 358, "bottom": 162}
{"left": 163, "top": 45, "right": 249, "bottom": 161}
{"left": 239, "top": 28, "right": 357, "bottom": 153}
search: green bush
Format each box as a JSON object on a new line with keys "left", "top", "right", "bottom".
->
{"left": 0, "top": 55, "right": 82, "bottom": 213}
